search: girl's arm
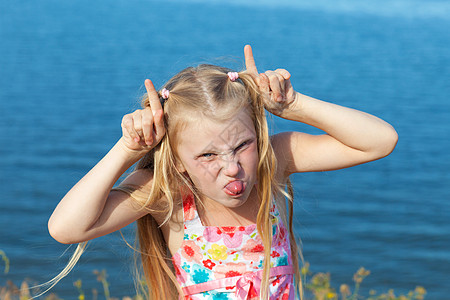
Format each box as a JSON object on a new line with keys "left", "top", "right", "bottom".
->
{"left": 48, "top": 140, "right": 150, "bottom": 244}
{"left": 270, "top": 92, "right": 398, "bottom": 175}
{"left": 48, "top": 79, "right": 165, "bottom": 244}
{"left": 244, "top": 45, "right": 398, "bottom": 176}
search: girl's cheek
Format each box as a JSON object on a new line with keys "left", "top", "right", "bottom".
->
{"left": 239, "top": 152, "right": 259, "bottom": 176}
{"left": 244, "top": 144, "right": 259, "bottom": 163}
{"left": 188, "top": 161, "right": 221, "bottom": 182}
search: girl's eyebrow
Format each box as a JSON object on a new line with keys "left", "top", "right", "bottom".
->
{"left": 228, "top": 135, "right": 255, "bottom": 148}
{"left": 196, "top": 136, "right": 254, "bottom": 157}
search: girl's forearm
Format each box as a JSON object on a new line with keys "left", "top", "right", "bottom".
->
{"left": 48, "top": 138, "right": 144, "bottom": 241}
{"left": 282, "top": 92, "right": 398, "bottom": 155}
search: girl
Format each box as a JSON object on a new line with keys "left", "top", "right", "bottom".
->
{"left": 48, "top": 45, "right": 398, "bottom": 299}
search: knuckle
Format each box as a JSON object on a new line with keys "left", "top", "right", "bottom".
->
{"left": 132, "top": 109, "right": 142, "bottom": 117}
{"left": 154, "top": 110, "right": 164, "bottom": 122}
{"left": 268, "top": 74, "right": 278, "bottom": 82}
{"left": 141, "top": 116, "right": 154, "bottom": 127}
{"left": 142, "top": 120, "right": 152, "bottom": 128}
{"left": 122, "top": 114, "right": 131, "bottom": 121}
{"left": 121, "top": 115, "right": 133, "bottom": 127}
{"left": 133, "top": 121, "right": 142, "bottom": 131}
{"left": 125, "top": 130, "right": 135, "bottom": 138}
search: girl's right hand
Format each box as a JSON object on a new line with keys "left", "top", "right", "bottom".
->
{"left": 120, "top": 79, "right": 166, "bottom": 155}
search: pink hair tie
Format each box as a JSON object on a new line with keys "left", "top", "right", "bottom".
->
{"left": 161, "top": 88, "right": 170, "bottom": 99}
{"left": 227, "top": 72, "right": 239, "bottom": 82}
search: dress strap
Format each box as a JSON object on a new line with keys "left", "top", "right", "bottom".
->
{"left": 181, "top": 190, "right": 203, "bottom": 229}
{"left": 270, "top": 198, "right": 283, "bottom": 221}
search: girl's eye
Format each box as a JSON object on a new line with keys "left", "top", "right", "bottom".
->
{"left": 199, "top": 153, "right": 216, "bottom": 161}
{"left": 235, "top": 140, "right": 251, "bottom": 152}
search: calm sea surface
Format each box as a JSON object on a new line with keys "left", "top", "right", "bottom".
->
{"left": 1, "top": 0, "right": 449, "bottom": 299}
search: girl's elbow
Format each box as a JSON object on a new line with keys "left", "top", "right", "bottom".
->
{"left": 48, "top": 219, "right": 81, "bottom": 244}
{"left": 385, "top": 126, "right": 398, "bottom": 154}
{"left": 49, "top": 228, "right": 71, "bottom": 245}
{"left": 376, "top": 126, "right": 399, "bottom": 158}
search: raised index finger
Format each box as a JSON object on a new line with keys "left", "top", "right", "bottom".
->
{"left": 144, "top": 79, "right": 163, "bottom": 112}
{"left": 244, "top": 45, "right": 259, "bottom": 77}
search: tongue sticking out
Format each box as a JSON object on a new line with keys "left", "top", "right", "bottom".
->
{"left": 224, "top": 181, "right": 244, "bottom": 196}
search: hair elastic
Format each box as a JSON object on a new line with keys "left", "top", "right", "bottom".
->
{"left": 227, "top": 72, "right": 239, "bottom": 82}
{"left": 161, "top": 88, "right": 170, "bottom": 100}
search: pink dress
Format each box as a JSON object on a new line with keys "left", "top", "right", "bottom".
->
{"left": 171, "top": 192, "right": 297, "bottom": 299}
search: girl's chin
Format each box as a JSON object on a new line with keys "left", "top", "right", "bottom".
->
{"left": 219, "top": 198, "right": 248, "bottom": 209}
{"left": 202, "top": 194, "right": 249, "bottom": 209}
{"left": 200, "top": 183, "right": 256, "bottom": 208}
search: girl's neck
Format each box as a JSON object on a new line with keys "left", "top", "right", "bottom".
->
{"left": 196, "top": 187, "right": 259, "bottom": 227}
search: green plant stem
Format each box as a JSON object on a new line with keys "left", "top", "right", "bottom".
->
{"left": 0, "top": 250, "right": 10, "bottom": 274}
{"left": 101, "top": 275, "right": 110, "bottom": 300}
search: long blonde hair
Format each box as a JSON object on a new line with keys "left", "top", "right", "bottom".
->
{"left": 41, "top": 64, "right": 303, "bottom": 300}
{"left": 117, "top": 64, "right": 303, "bottom": 299}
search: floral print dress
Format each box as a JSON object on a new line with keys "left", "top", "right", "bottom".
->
{"left": 171, "top": 192, "right": 296, "bottom": 300}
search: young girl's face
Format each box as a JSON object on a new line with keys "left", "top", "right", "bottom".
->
{"left": 176, "top": 108, "right": 259, "bottom": 209}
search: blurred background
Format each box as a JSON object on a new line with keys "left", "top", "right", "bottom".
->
{"left": 1, "top": 0, "right": 449, "bottom": 298}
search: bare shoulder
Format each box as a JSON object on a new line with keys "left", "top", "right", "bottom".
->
{"left": 105, "top": 168, "right": 158, "bottom": 222}
{"left": 270, "top": 132, "right": 309, "bottom": 178}
{"left": 115, "top": 168, "right": 183, "bottom": 227}
{"left": 270, "top": 131, "right": 297, "bottom": 151}
{"left": 271, "top": 131, "right": 338, "bottom": 175}
{"left": 116, "top": 169, "right": 185, "bottom": 254}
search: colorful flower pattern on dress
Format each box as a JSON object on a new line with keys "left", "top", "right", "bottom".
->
{"left": 172, "top": 192, "right": 295, "bottom": 299}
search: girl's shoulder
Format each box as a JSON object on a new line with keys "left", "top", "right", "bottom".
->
{"left": 115, "top": 168, "right": 162, "bottom": 216}
{"left": 270, "top": 131, "right": 309, "bottom": 150}
{"left": 117, "top": 168, "right": 184, "bottom": 224}
{"left": 122, "top": 169, "right": 185, "bottom": 252}
{"left": 270, "top": 132, "right": 300, "bottom": 178}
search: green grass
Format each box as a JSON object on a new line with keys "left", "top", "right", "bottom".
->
{"left": 301, "top": 262, "right": 426, "bottom": 300}
{"left": 0, "top": 250, "right": 426, "bottom": 300}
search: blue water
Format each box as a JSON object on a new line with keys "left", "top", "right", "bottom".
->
{"left": 1, "top": 0, "right": 449, "bottom": 299}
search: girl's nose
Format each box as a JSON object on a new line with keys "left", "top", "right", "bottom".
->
{"left": 221, "top": 155, "right": 240, "bottom": 177}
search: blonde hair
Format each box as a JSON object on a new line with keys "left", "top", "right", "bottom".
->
{"left": 119, "top": 64, "right": 303, "bottom": 299}
{"left": 41, "top": 64, "right": 303, "bottom": 300}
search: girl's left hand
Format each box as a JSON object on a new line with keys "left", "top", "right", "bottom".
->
{"left": 244, "top": 45, "right": 299, "bottom": 117}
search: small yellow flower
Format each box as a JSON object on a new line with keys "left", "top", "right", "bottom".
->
{"left": 388, "top": 289, "right": 395, "bottom": 297}
{"left": 414, "top": 286, "right": 426, "bottom": 300}
{"left": 353, "top": 267, "right": 370, "bottom": 284}
{"left": 327, "top": 292, "right": 336, "bottom": 299}
{"left": 415, "top": 286, "right": 426, "bottom": 295}
{"left": 74, "top": 280, "right": 82, "bottom": 289}
{"left": 340, "top": 284, "right": 351, "bottom": 297}
{"left": 208, "top": 244, "right": 228, "bottom": 260}
{"left": 301, "top": 262, "right": 310, "bottom": 276}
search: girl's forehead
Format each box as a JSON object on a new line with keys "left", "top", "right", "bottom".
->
{"left": 178, "top": 109, "right": 256, "bottom": 152}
